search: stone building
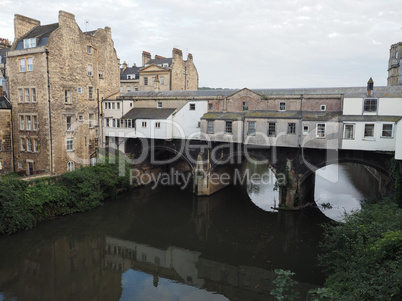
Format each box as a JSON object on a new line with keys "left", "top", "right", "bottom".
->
{"left": 0, "top": 38, "right": 11, "bottom": 93}
{"left": 7, "top": 11, "right": 120, "bottom": 175}
{"left": 387, "top": 42, "right": 402, "bottom": 86}
{"left": 0, "top": 87, "right": 13, "bottom": 174}
{"left": 120, "top": 48, "right": 198, "bottom": 94}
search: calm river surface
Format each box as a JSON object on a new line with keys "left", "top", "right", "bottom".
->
{"left": 0, "top": 163, "right": 378, "bottom": 301}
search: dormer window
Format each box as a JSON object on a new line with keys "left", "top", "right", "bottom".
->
{"left": 23, "top": 38, "right": 36, "bottom": 49}
{"left": 163, "top": 63, "right": 169, "bottom": 68}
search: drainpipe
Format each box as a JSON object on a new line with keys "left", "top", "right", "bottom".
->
{"left": 46, "top": 49, "right": 53, "bottom": 175}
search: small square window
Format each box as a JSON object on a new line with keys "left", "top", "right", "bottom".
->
{"left": 320, "top": 105, "right": 326, "bottom": 111}
{"left": 157, "top": 102, "right": 162, "bottom": 108}
{"left": 189, "top": 103, "right": 196, "bottom": 110}
{"left": 155, "top": 122, "right": 161, "bottom": 128}
{"left": 208, "top": 103, "right": 213, "bottom": 111}
{"left": 363, "top": 99, "right": 377, "bottom": 113}
{"left": 242, "top": 102, "right": 249, "bottom": 111}
{"left": 77, "top": 87, "right": 82, "bottom": 93}
{"left": 279, "top": 102, "right": 286, "bottom": 111}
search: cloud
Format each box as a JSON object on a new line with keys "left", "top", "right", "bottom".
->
{"left": 1, "top": 0, "right": 401, "bottom": 88}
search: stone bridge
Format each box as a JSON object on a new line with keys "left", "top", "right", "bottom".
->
{"left": 121, "top": 137, "right": 398, "bottom": 208}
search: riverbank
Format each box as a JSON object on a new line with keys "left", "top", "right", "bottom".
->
{"left": 0, "top": 163, "right": 131, "bottom": 235}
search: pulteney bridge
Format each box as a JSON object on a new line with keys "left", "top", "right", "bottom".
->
{"left": 121, "top": 137, "right": 398, "bottom": 208}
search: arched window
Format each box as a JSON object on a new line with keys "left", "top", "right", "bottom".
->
{"left": 67, "top": 161, "right": 75, "bottom": 172}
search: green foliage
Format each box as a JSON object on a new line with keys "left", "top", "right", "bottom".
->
{"left": 271, "top": 269, "right": 300, "bottom": 301}
{"left": 319, "top": 201, "right": 402, "bottom": 300}
{"left": 390, "top": 158, "right": 402, "bottom": 206}
{"left": 307, "top": 288, "right": 335, "bottom": 301}
{"left": 0, "top": 163, "right": 131, "bottom": 235}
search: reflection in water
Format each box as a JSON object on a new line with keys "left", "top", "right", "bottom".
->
{"left": 0, "top": 184, "right": 328, "bottom": 301}
{"left": 247, "top": 162, "right": 279, "bottom": 212}
{"left": 315, "top": 163, "right": 380, "bottom": 221}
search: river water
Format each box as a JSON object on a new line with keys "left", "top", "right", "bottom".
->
{"left": 0, "top": 163, "right": 378, "bottom": 301}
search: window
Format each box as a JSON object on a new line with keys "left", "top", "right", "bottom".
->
{"left": 65, "top": 90, "right": 71, "bottom": 103}
{"left": 112, "top": 102, "right": 115, "bottom": 109}
{"left": 120, "top": 86, "right": 123, "bottom": 93}
{"left": 247, "top": 121, "right": 256, "bottom": 136}
{"left": 18, "top": 162, "right": 22, "bottom": 169}
{"left": 19, "top": 58, "right": 26, "bottom": 72}
{"left": 77, "top": 87, "right": 82, "bottom": 93}
{"left": 126, "top": 86, "right": 131, "bottom": 92}
{"left": 316, "top": 123, "right": 326, "bottom": 138}
{"left": 20, "top": 116, "right": 25, "bottom": 130}
{"left": 24, "top": 88, "right": 30, "bottom": 102}
{"left": 27, "top": 57, "right": 33, "bottom": 71}
{"left": 26, "top": 116, "right": 31, "bottom": 130}
{"left": 88, "top": 64, "right": 93, "bottom": 76}
{"left": 157, "top": 102, "right": 162, "bottom": 108}
{"left": 303, "top": 125, "right": 309, "bottom": 135}
{"left": 67, "top": 138, "right": 74, "bottom": 151}
{"left": 32, "top": 88, "right": 36, "bottom": 102}
{"left": 104, "top": 102, "right": 108, "bottom": 110}
{"left": 87, "top": 46, "right": 92, "bottom": 54}
{"left": 99, "top": 70, "right": 104, "bottom": 79}
{"left": 243, "top": 102, "right": 249, "bottom": 111}
{"left": 160, "top": 76, "right": 165, "bottom": 85}
{"left": 344, "top": 124, "right": 354, "bottom": 139}
{"left": 18, "top": 89, "right": 23, "bottom": 102}
{"left": 207, "top": 120, "right": 214, "bottom": 134}
{"left": 27, "top": 138, "right": 32, "bottom": 152}
{"left": 78, "top": 115, "right": 83, "bottom": 122}
{"left": 364, "top": 124, "right": 375, "bottom": 138}
{"left": 89, "top": 114, "right": 94, "bottom": 128}
{"left": 381, "top": 123, "right": 393, "bottom": 137}
{"left": 23, "top": 38, "right": 36, "bottom": 49}
{"left": 189, "top": 104, "right": 195, "bottom": 110}
{"left": 268, "top": 122, "right": 276, "bottom": 136}
{"left": 106, "top": 118, "right": 110, "bottom": 127}
{"left": 67, "top": 161, "right": 75, "bottom": 172}
{"left": 279, "top": 102, "right": 286, "bottom": 111}
{"left": 320, "top": 105, "right": 326, "bottom": 111}
{"left": 287, "top": 122, "right": 296, "bottom": 134}
{"left": 208, "top": 103, "right": 213, "bottom": 111}
{"left": 21, "top": 138, "right": 26, "bottom": 151}
{"left": 225, "top": 121, "right": 233, "bottom": 134}
{"left": 32, "top": 118, "right": 38, "bottom": 132}
{"left": 142, "top": 121, "right": 147, "bottom": 128}
{"left": 363, "top": 98, "right": 377, "bottom": 112}
{"left": 135, "top": 87, "right": 138, "bottom": 91}
{"left": 144, "top": 77, "right": 148, "bottom": 86}
{"left": 88, "top": 87, "right": 93, "bottom": 99}
{"left": 155, "top": 122, "right": 161, "bottom": 128}
{"left": 66, "top": 116, "right": 72, "bottom": 131}
{"left": 117, "top": 102, "right": 120, "bottom": 109}
{"left": 152, "top": 77, "right": 156, "bottom": 84}
{"left": 33, "top": 138, "right": 38, "bottom": 152}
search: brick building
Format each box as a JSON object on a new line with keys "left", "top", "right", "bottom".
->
{"left": 120, "top": 48, "right": 198, "bottom": 94}
{"left": 7, "top": 11, "right": 120, "bottom": 175}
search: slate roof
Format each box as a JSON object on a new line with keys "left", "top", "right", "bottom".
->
{"left": 340, "top": 115, "right": 402, "bottom": 122}
{"left": 202, "top": 110, "right": 342, "bottom": 121}
{"left": 122, "top": 108, "right": 176, "bottom": 119}
{"left": 15, "top": 23, "right": 59, "bottom": 50}
{"left": 121, "top": 86, "right": 402, "bottom": 99}
{"left": 145, "top": 58, "right": 172, "bottom": 67}
{"left": 0, "top": 96, "right": 11, "bottom": 109}
{"left": 120, "top": 66, "right": 141, "bottom": 80}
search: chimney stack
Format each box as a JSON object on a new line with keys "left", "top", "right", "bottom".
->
{"left": 142, "top": 51, "right": 151, "bottom": 66}
{"left": 367, "top": 77, "right": 374, "bottom": 96}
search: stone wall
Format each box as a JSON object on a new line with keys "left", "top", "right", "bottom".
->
{"left": 0, "top": 109, "right": 13, "bottom": 174}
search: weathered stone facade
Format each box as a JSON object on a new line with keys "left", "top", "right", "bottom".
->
{"left": 0, "top": 93, "right": 13, "bottom": 175}
{"left": 8, "top": 11, "right": 120, "bottom": 175}
{"left": 120, "top": 48, "right": 198, "bottom": 94}
{"left": 387, "top": 42, "right": 402, "bottom": 86}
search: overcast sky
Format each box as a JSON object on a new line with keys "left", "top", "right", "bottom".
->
{"left": 1, "top": 0, "right": 401, "bottom": 89}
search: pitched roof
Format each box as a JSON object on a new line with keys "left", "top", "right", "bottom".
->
{"left": 120, "top": 66, "right": 141, "bottom": 80}
{"left": 145, "top": 58, "right": 172, "bottom": 67}
{"left": 122, "top": 108, "right": 176, "bottom": 119}
{"left": 202, "top": 112, "right": 246, "bottom": 120}
{"left": 0, "top": 96, "right": 11, "bottom": 109}
{"left": 15, "top": 23, "right": 59, "bottom": 50}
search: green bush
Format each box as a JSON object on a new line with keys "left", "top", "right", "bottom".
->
{"left": 0, "top": 163, "right": 131, "bottom": 235}
{"left": 319, "top": 201, "right": 402, "bottom": 300}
